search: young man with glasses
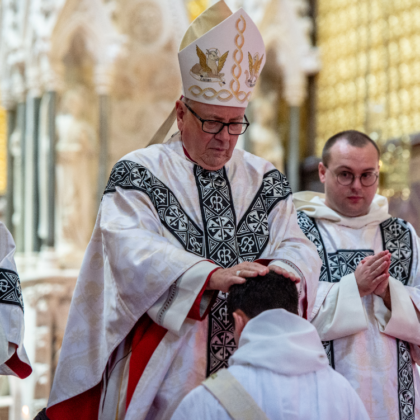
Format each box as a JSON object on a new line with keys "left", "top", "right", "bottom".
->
{"left": 294, "top": 129, "right": 420, "bottom": 419}
{"left": 41, "top": 3, "right": 320, "bottom": 420}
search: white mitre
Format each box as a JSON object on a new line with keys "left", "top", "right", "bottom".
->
{"left": 147, "top": 1, "right": 265, "bottom": 145}
{"left": 179, "top": 0, "right": 266, "bottom": 108}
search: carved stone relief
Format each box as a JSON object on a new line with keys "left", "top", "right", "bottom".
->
{"left": 55, "top": 86, "right": 97, "bottom": 267}
{"left": 249, "top": 92, "right": 284, "bottom": 172}
{"left": 23, "top": 279, "right": 76, "bottom": 403}
{"left": 109, "top": 0, "right": 188, "bottom": 165}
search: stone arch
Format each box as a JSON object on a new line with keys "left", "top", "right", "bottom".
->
{"left": 49, "top": 0, "right": 123, "bottom": 91}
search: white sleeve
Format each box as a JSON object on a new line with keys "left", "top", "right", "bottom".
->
{"left": 0, "top": 222, "right": 31, "bottom": 378}
{"left": 373, "top": 277, "right": 420, "bottom": 345}
{"left": 263, "top": 196, "right": 322, "bottom": 318}
{"left": 372, "top": 223, "right": 420, "bottom": 348}
{"left": 147, "top": 261, "right": 216, "bottom": 335}
{"left": 311, "top": 274, "right": 368, "bottom": 341}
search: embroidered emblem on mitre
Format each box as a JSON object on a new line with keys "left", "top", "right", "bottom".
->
{"left": 178, "top": 1, "right": 266, "bottom": 108}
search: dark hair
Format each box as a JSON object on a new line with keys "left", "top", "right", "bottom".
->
{"left": 322, "top": 130, "right": 381, "bottom": 166}
{"left": 227, "top": 271, "right": 299, "bottom": 326}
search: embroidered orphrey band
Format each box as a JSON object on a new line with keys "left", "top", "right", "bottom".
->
{"left": 105, "top": 160, "right": 292, "bottom": 377}
{"left": 297, "top": 212, "right": 415, "bottom": 420}
{"left": 104, "top": 160, "right": 205, "bottom": 258}
{"left": 0, "top": 268, "right": 24, "bottom": 311}
{"left": 194, "top": 166, "right": 291, "bottom": 375}
{"left": 381, "top": 218, "right": 414, "bottom": 420}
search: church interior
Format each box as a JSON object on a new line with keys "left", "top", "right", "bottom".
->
{"left": 0, "top": 0, "right": 419, "bottom": 418}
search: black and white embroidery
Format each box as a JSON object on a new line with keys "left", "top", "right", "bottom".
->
{"left": 297, "top": 212, "right": 330, "bottom": 283}
{"left": 237, "top": 170, "right": 291, "bottom": 262}
{"left": 0, "top": 268, "right": 24, "bottom": 311}
{"left": 106, "top": 160, "right": 291, "bottom": 377}
{"left": 329, "top": 250, "right": 374, "bottom": 282}
{"left": 381, "top": 218, "right": 415, "bottom": 420}
{"left": 207, "top": 293, "right": 237, "bottom": 374}
{"left": 193, "top": 166, "right": 239, "bottom": 375}
{"left": 298, "top": 212, "right": 415, "bottom": 420}
{"left": 194, "top": 166, "right": 291, "bottom": 376}
{"left": 397, "top": 339, "right": 415, "bottom": 420}
{"left": 194, "top": 166, "right": 239, "bottom": 268}
{"left": 322, "top": 341, "right": 335, "bottom": 369}
{"left": 298, "top": 212, "right": 374, "bottom": 365}
{"left": 105, "top": 160, "right": 205, "bottom": 257}
{"left": 381, "top": 218, "right": 413, "bottom": 285}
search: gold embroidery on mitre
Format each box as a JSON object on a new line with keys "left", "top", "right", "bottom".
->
{"left": 188, "top": 85, "right": 233, "bottom": 102}
{"left": 190, "top": 46, "right": 229, "bottom": 87}
{"left": 230, "top": 15, "right": 251, "bottom": 104}
{"left": 245, "top": 52, "right": 264, "bottom": 88}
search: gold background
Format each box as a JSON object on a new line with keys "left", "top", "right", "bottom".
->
{"left": 316, "top": 0, "right": 420, "bottom": 197}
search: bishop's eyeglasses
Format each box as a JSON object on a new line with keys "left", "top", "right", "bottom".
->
{"left": 327, "top": 167, "right": 379, "bottom": 187}
{"left": 184, "top": 102, "right": 250, "bottom": 135}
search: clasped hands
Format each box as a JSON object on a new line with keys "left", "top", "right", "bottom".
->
{"left": 207, "top": 262, "right": 300, "bottom": 293}
{"left": 355, "top": 250, "right": 392, "bottom": 308}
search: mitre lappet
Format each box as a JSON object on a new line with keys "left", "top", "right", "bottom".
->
{"left": 148, "top": 0, "right": 266, "bottom": 145}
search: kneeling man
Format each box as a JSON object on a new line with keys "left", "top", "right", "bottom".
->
{"left": 295, "top": 130, "right": 420, "bottom": 419}
{"left": 172, "top": 271, "right": 369, "bottom": 420}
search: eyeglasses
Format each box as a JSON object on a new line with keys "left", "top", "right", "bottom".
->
{"left": 327, "top": 167, "right": 379, "bottom": 187}
{"left": 184, "top": 102, "right": 249, "bottom": 135}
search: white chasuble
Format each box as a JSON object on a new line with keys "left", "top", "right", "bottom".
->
{"left": 0, "top": 223, "right": 31, "bottom": 378}
{"left": 47, "top": 133, "right": 321, "bottom": 420}
{"left": 295, "top": 191, "right": 420, "bottom": 420}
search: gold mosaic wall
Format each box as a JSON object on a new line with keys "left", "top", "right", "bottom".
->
{"left": 316, "top": 0, "right": 420, "bottom": 195}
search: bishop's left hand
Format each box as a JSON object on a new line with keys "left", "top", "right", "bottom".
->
{"left": 269, "top": 265, "right": 300, "bottom": 284}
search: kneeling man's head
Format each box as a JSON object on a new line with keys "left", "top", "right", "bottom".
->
{"left": 227, "top": 271, "right": 298, "bottom": 343}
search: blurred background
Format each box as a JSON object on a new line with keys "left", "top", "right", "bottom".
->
{"left": 0, "top": 0, "right": 419, "bottom": 418}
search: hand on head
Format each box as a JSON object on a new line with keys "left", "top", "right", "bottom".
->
{"left": 207, "top": 262, "right": 300, "bottom": 293}
{"left": 268, "top": 265, "right": 300, "bottom": 284}
{"left": 207, "top": 262, "right": 269, "bottom": 293}
{"left": 355, "top": 250, "right": 391, "bottom": 298}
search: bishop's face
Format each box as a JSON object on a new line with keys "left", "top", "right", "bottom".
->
{"left": 176, "top": 99, "right": 246, "bottom": 171}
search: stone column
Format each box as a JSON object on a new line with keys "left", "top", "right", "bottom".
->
{"left": 37, "top": 63, "right": 61, "bottom": 269}
{"left": 97, "top": 94, "right": 109, "bottom": 206}
{"left": 287, "top": 106, "right": 301, "bottom": 193}
{"left": 16, "top": 101, "right": 26, "bottom": 253}
{"left": 24, "top": 90, "right": 42, "bottom": 258}
{"left": 95, "top": 65, "right": 112, "bottom": 207}
{"left": 5, "top": 105, "right": 16, "bottom": 234}
{"left": 33, "top": 96, "right": 42, "bottom": 252}
{"left": 47, "top": 91, "right": 57, "bottom": 248}
{"left": 284, "top": 71, "right": 306, "bottom": 193}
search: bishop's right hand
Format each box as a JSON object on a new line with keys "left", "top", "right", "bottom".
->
{"left": 207, "top": 262, "right": 269, "bottom": 293}
{"left": 355, "top": 251, "right": 391, "bottom": 297}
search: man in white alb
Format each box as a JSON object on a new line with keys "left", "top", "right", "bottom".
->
{"left": 295, "top": 129, "right": 420, "bottom": 419}
{"left": 172, "top": 271, "right": 370, "bottom": 420}
{"left": 42, "top": 2, "right": 321, "bottom": 420}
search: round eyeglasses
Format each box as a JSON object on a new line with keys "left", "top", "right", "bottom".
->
{"left": 332, "top": 169, "right": 379, "bottom": 187}
{"left": 184, "top": 102, "right": 249, "bottom": 135}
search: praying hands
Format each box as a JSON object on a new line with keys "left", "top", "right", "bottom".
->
{"left": 356, "top": 251, "right": 392, "bottom": 309}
